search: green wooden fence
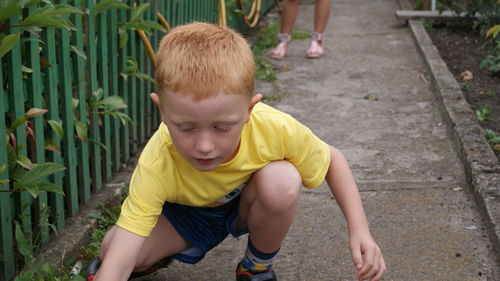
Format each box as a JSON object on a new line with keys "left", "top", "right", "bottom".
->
{"left": 0, "top": 0, "right": 275, "bottom": 280}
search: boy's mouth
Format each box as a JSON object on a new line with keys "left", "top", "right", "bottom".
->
{"left": 195, "top": 158, "right": 217, "bottom": 166}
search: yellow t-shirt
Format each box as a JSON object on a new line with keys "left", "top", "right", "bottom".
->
{"left": 117, "top": 102, "right": 331, "bottom": 237}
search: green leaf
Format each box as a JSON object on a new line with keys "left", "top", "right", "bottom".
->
{"left": 90, "top": 138, "right": 108, "bottom": 152}
{"left": 25, "top": 107, "right": 48, "bottom": 119}
{"left": 15, "top": 223, "right": 33, "bottom": 261}
{"left": 118, "top": 27, "right": 128, "bottom": 48}
{"left": 74, "top": 120, "right": 88, "bottom": 141}
{"left": 70, "top": 45, "right": 87, "bottom": 60}
{"left": 92, "top": 88, "right": 104, "bottom": 101}
{"left": 21, "top": 65, "right": 33, "bottom": 73}
{"left": 16, "top": 155, "right": 34, "bottom": 170}
{"left": 21, "top": 14, "right": 75, "bottom": 30}
{"left": 14, "top": 270, "right": 35, "bottom": 281}
{"left": 44, "top": 139, "right": 61, "bottom": 154}
{"left": 0, "top": 164, "right": 6, "bottom": 175}
{"left": 94, "top": 0, "right": 130, "bottom": 16}
{"left": 47, "top": 119, "right": 64, "bottom": 139}
{"left": 132, "top": 72, "right": 155, "bottom": 83}
{"left": 8, "top": 115, "right": 26, "bottom": 133}
{"left": 0, "top": 5, "right": 21, "bottom": 22}
{"left": 33, "top": 181, "right": 64, "bottom": 195}
{"left": 485, "top": 25, "right": 500, "bottom": 39}
{"left": 72, "top": 98, "right": 80, "bottom": 110}
{"left": 14, "top": 181, "right": 39, "bottom": 198}
{"left": 129, "top": 3, "right": 150, "bottom": 22}
{"left": 99, "top": 95, "right": 127, "bottom": 108}
{"left": 18, "top": 162, "right": 65, "bottom": 184}
{"left": 0, "top": 32, "right": 20, "bottom": 59}
{"left": 33, "top": 4, "right": 84, "bottom": 16}
{"left": 113, "top": 111, "right": 133, "bottom": 125}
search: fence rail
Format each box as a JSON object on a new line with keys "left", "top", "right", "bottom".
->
{"left": 0, "top": 1, "right": 275, "bottom": 280}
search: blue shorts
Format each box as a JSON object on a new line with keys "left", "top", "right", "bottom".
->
{"left": 161, "top": 195, "right": 247, "bottom": 264}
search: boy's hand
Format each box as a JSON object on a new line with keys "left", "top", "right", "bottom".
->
{"left": 349, "top": 231, "right": 386, "bottom": 281}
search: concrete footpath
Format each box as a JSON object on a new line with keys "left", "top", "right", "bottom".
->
{"left": 146, "top": 0, "right": 500, "bottom": 280}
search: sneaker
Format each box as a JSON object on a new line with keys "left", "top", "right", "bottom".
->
{"left": 83, "top": 256, "right": 173, "bottom": 280}
{"left": 83, "top": 257, "right": 101, "bottom": 281}
{"left": 235, "top": 262, "right": 277, "bottom": 281}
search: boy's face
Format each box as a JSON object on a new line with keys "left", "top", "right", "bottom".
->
{"left": 152, "top": 91, "right": 261, "bottom": 172}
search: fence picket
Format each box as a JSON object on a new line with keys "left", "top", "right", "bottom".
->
{"left": 58, "top": 0, "right": 79, "bottom": 216}
{"left": 7, "top": 17, "right": 34, "bottom": 244}
{"left": 42, "top": 26, "right": 66, "bottom": 230}
{"left": 109, "top": 9, "right": 122, "bottom": 172}
{"left": 0, "top": 65, "right": 15, "bottom": 281}
{"left": 72, "top": 0, "right": 92, "bottom": 203}
{"left": 26, "top": 6, "right": 49, "bottom": 243}
{"left": 97, "top": 10, "right": 113, "bottom": 181}
{"left": 87, "top": 0, "right": 103, "bottom": 191}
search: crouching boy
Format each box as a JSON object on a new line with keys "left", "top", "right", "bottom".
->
{"left": 85, "top": 22, "right": 386, "bottom": 281}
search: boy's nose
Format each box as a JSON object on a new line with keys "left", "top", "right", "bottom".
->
{"left": 195, "top": 133, "right": 215, "bottom": 154}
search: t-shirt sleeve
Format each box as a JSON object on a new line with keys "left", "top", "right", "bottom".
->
{"left": 281, "top": 115, "right": 331, "bottom": 188}
{"left": 116, "top": 163, "right": 169, "bottom": 237}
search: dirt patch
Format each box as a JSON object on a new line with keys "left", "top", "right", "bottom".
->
{"left": 425, "top": 24, "right": 500, "bottom": 158}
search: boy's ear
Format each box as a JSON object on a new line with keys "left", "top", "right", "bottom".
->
{"left": 245, "top": 93, "right": 262, "bottom": 123}
{"left": 150, "top": 93, "right": 162, "bottom": 110}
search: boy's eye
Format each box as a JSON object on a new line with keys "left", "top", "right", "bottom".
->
{"left": 214, "top": 126, "right": 231, "bottom": 132}
{"left": 178, "top": 125, "right": 195, "bottom": 132}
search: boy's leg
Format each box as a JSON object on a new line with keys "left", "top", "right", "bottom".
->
{"left": 236, "top": 161, "right": 301, "bottom": 278}
{"left": 88, "top": 215, "right": 190, "bottom": 277}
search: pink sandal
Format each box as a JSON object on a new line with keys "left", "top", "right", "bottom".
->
{"left": 269, "top": 33, "right": 291, "bottom": 60}
{"left": 306, "top": 32, "right": 324, "bottom": 58}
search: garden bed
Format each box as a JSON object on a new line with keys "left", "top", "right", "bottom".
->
{"left": 426, "top": 24, "right": 500, "bottom": 158}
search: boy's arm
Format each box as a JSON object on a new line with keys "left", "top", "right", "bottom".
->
{"left": 325, "top": 146, "right": 386, "bottom": 281}
{"left": 94, "top": 226, "right": 146, "bottom": 281}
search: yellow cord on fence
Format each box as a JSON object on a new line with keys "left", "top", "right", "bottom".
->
{"left": 236, "top": 0, "right": 261, "bottom": 28}
{"left": 219, "top": 0, "right": 227, "bottom": 27}
{"left": 157, "top": 12, "right": 171, "bottom": 32}
{"left": 136, "top": 29, "right": 157, "bottom": 66}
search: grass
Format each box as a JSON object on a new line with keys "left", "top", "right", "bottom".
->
{"left": 475, "top": 105, "right": 492, "bottom": 122}
{"left": 484, "top": 129, "right": 500, "bottom": 152}
{"left": 79, "top": 192, "right": 127, "bottom": 262}
{"left": 252, "top": 21, "right": 310, "bottom": 82}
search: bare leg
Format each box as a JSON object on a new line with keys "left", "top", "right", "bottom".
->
{"left": 269, "top": 0, "right": 301, "bottom": 59}
{"left": 100, "top": 215, "right": 190, "bottom": 272}
{"left": 313, "top": 0, "right": 331, "bottom": 34}
{"left": 281, "top": 0, "right": 302, "bottom": 35}
{"left": 238, "top": 161, "right": 301, "bottom": 253}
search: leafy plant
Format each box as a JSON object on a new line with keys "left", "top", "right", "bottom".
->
{"left": 13, "top": 223, "right": 85, "bottom": 281}
{"left": 120, "top": 57, "right": 155, "bottom": 83}
{"left": 1, "top": 108, "right": 65, "bottom": 199}
{"left": 0, "top": 0, "right": 84, "bottom": 59}
{"left": 90, "top": 88, "right": 133, "bottom": 126}
{"left": 80, "top": 193, "right": 126, "bottom": 262}
{"left": 475, "top": 104, "right": 492, "bottom": 122}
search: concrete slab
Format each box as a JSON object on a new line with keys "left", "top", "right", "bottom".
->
{"left": 144, "top": 0, "right": 500, "bottom": 280}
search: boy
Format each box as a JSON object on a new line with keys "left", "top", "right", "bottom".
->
{"left": 86, "top": 22, "right": 386, "bottom": 281}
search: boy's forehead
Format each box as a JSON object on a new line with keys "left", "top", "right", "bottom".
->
{"left": 161, "top": 89, "right": 251, "bottom": 104}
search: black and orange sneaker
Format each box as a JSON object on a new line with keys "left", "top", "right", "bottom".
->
{"left": 235, "top": 262, "right": 277, "bottom": 281}
{"left": 83, "top": 256, "right": 173, "bottom": 280}
{"left": 83, "top": 257, "right": 101, "bottom": 281}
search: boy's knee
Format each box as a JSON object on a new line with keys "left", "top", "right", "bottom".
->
{"left": 254, "top": 161, "right": 301, "bottom": 212}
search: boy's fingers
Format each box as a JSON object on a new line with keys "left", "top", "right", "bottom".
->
{"left": 350, "top": 247, "right": 363, "bottom": 270}
{"left": 358, "top": 246, "right": 380, "bottom": 279}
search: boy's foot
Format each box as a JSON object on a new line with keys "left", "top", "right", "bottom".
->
{"left": 306, "top": 32, "right": 324, "bottom": 58}
{"left": 235, "top": 262, "right": 277, "bottom": 281}
{"left": 83, "top": 256, "right": 173, "bottom": 280}
{"left": 268, "top": 33, "right": 291, "bottom": 60}
{"left": 83, "top": 257, "right": 101, "bottom": 281}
